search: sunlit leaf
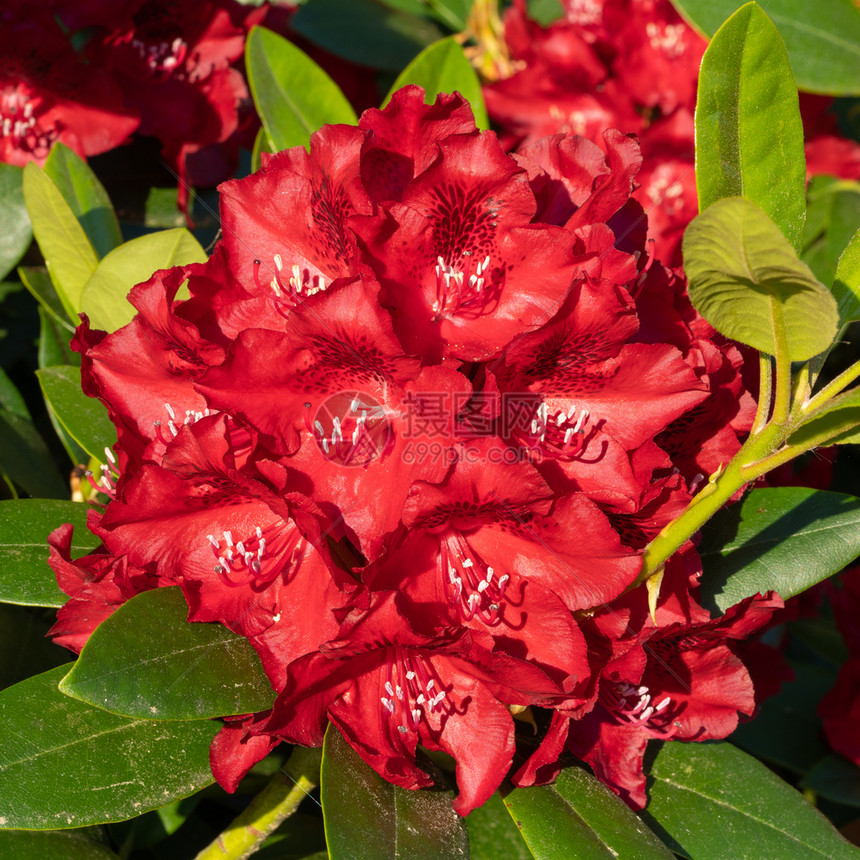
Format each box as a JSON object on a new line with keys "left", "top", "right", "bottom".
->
{"left": 695, "top": 2, "right": 806, "bottom": 251}
{"left": 683, "top": 197, "right": 838, "bottom": 360}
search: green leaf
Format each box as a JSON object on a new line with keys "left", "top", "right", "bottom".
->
{"left": 321, "top": 724, "right": 469, "bottom": 860}
{"left": 23, "top": 163, "right": 99, "bottom": 321}
{"left": 643, "top": 741, "right": 860, "bottom": 859}
{"left": 0, "top": 665, "right": 218, "bottom": 830}
{"left": 44, "top": 144, "right": 122, "bottom": 260}
{"left": 698, "top": 487, "right": 860, "bottom": 613}
{"left": 246, "top": 27, "right": 358, "bottom": 154}
{"left": 0, "top": 163, "right": 32, "bottom": 282}
{"left": 801, "top": 754, "right": 860, "bottom": 808}
{"left": 19, "top": 266, "right": 75, "bottom": 334}
{"left": 384, "top": 37, "right": 490, "bottom": 129}
{"left": 832, "top": 224, "right": 860, "bottom": 325}
{"left": 79, "top": 228, "right": 207, "bottom": 333}
{"left": 426, "top": 0, "right": 472, "bottom": 30}
{"left": 0, "top": 603, "right": 71, "bottom": 691}
{"left": 730, "top": 660, "right": 834, "bottom": 773}
{"left": 291, "top": 0, "right": 445, "bottom": 71}
{"left": 37, "top": 366, "right": 115, "bottom": 462}
{"left": 0, "top": 366, "right": 29, "bottom": 420}
{"left": 695, "top": 2, "right": 806, "bottom": 252}
{"left": 670, "top": 0, "right": 860, "bottom": 95}
{"left": 0, "top": 499, "right": 97, "bottom": 607}
{"left": 0, "top": 829, "right": 120, "bottom": 859}
{"left": 251, "top": 127, "right": 273, "bottom": 173}
{"left": 60, "top": 587, "right": 275, "bottom": 720}
{"left": 682, "top": 197, "right": 838, "bottom": 360}
{"left": 465, "top": 791, "right": 532, "bottom": 860}
{"left": 788, "top": 386, "right": 860, "bottom": 449}
{"left": 502, "top": 767, "right": 674, "bottom": 860}
{"left": 802, "top": 177, "right": 860, "bottom": 309}
{"left": 0, "top": 409, "right": 69, "bottom": 499}
{"left": 38, "top": 313, "right": 88, "bottom": 467}
{"left": 527, "top": 0, "right": 566, "bottom": 27}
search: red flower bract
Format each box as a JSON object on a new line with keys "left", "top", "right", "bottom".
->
{"left": 52, "top": 87, "right": 781, "bottom": 815}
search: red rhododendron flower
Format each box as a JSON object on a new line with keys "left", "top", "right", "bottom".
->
{"left": 0, "top": 9, "right": 138, "bottom": 167}
{"left": 52, "top": 87, "right": 785, "bottom": 815}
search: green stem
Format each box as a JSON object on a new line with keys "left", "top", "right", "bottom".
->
{"left": 749, "top": 353, "right": 773, "bottom": 436}
{"left": 194, "top": 746, "right": 322, "bottom": 860}
{"left": 803, "top": 354, "right": 860, "bottom": 415}
{"left": 770, "top": 302, "right": 792, "bottom": 427}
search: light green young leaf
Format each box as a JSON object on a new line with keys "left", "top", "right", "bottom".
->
{"left": 246, "top": 26, "right": 357, "bottom": 154}
{"left": 44, "top": 144, "right": 122, "bottom": 259}
{"left": 683, "top": 196, "right": 838, "bottom": 360}
{"left": 695, "top": 2, "right": 806, "bottom": 252}
{"left": 832, "top": 225, "right": 860, "bottom": 325}
{"left": 384, "top": 37, "right": 490, "bottom": 129}
{"left": 79, "top": 228, "right": 206, "bottom": 333}
{"left": 23, "top": 163, "right": 99, "bottom": 322}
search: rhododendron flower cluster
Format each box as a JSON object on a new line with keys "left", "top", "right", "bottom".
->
{"left": 48, "top": 88, "right": 787, "bottom": 814}
{"left": 485, "top": 0, "right": 860, "bottom": 264}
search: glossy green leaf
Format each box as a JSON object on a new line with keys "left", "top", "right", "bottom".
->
{"left": 502, "top": 768, "right": 673, "bottom": 860}
{"left": 670, "top": 0, "right": 860, "bottom": 95}
{"left": 321, "top": 724, "right": 469, "bottom": 860}
{"left": 695, "top": 2, "right": 806, "bottom": 251}
{"left": 551, "top": 766, "right": 674, "bottom": 859}
{"left": 0, "top": 163, "right": 32, "bottom": 282}
{"left": 291, "top": 0, "right": 444, "bottom": 71}
{"left": 0, "top": 409, "right": 68, "bottom": 499}
{"left": 0, "top": 603, "right": 70, "bottom": 691}
{"left": 37, "top": 366, "right": 115, "bottom": 462}
{"left": 0, "top": 665, "right": 218, "bottom": 830}
{"left": 44, "top": 144, "right": 122, "bottom": 259}
{"left": 38, "top": 313, "right": 88, "bottom": 467}
{"left": 465, "top": 791, "right": 531, "bottom": 860}
{"left": 643, "top": 741, "right": 860, "bottom": 859}
{"left": 788, "top": 386, "right": 860, "bottom": 450}
{"left": 60, "top": 587, "right": 275, "bottom": 720}
{"left": 246, "top": 27, "right": 357, "bottom": 154}
{"left": 23, "top": 163, "right": 99, "bottom": 321}
{"left": 801, "top": 754, "right": 860, "bottom": 808}
{"left": 79, "top": 228, "right": 206, "bottom": 333}
{"left": 833, "top": 224, "right": 860, "bottom": 325}
{"left": 384, "top": 37, "right": 490, "bottom": 129}
{"left": 19, "top": 266, "right": 75, "bottom": 333}
{"left": 0, "top": 499, "right": 97, "bottom": 607}
{"left": 698, "top": 488, "right": 860, "bottom": 613}
{"left": 730, "top": 660, "right": 834, "bottom": 773}
{"left": 0, "top": 829, "right": 119, "bottom": 859}
{"left": 682, "top": 197, "right": 838, "bottom": 360}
